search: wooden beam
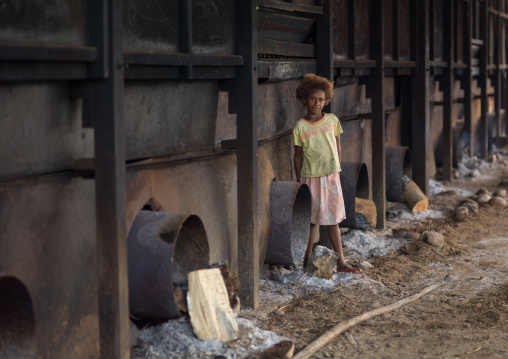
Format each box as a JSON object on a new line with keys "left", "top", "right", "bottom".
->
{"left": 233, "top": 0, "right": 259, "bottom": 309}
{"left": 411, "top": 0, "right": 430, "bottom": 195}
{"left": 92, "top": 0, "right": 129, "bottom": 357}
{"left": 370, "top": 0, "right": 386, "bottom": 228}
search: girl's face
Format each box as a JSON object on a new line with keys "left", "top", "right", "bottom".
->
{"left": 303, "top": 89, "right": 326, "bottom": 116}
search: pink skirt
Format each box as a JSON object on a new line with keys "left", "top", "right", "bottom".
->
{"left": 301, "top": 172, "right": 346, "bottom": 225}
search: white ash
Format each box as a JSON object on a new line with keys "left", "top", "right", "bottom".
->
{"left": 341, "top": 229, "right": 407, "bottom": 259}
{"left": 456, "top": 151, "right": 502, "bottom": 180}
{"left": 387, "top": 202, "right": 450, "bottom": 222}
{"left": 132, "top": 316, "right": 286, "bottom": 359}
{"left": 429, "top": 178, "right": 449, "bottom": 196}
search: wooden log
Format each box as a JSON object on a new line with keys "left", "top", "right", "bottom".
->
{"left": 402, "top": 180, "right": 428, "bottom": 212}
{"left": 292, "top": 276, "right": 451, "bottom": 359}
{"left": 354, "top": 197, "right": 377, "bottom": 228}
{"left": 187, "top": 268, "right": 239, "bottom": 342}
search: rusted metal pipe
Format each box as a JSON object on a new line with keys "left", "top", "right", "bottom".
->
{"left": 264, "top": 181, "right": 312, "bottom": 267}
{"left": 385, "top": 146, "right": 413, "bottom": 203}
{"left": 127, "top": 211, "right": 210, "bottom": 319}
{"left": 0, "top": 275, "right": 36, "bottom": 359}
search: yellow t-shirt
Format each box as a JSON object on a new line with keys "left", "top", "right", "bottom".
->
{"left": 293, "top": 113, "right": 343, "bottom": 178}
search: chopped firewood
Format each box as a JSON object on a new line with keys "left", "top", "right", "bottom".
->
{"left": 402, "top": 179, "right": 428, "bottom": 212}
{"left": 187, "top": 268, "right": 239, "bottom": 341}
{"left": 354, "top": 197, "right": 377, "bottom": 228}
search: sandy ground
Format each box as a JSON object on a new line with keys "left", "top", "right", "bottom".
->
{"left": 132, "top": 153, "right": 508, "bottom": 359}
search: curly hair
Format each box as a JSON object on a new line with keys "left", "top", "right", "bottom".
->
{"left": 296, "top": 73, "right": 334, "bottom": 105}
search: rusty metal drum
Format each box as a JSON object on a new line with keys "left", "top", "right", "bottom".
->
{"left": 264, "top": 181, "right": 312, "bottom": 267}
{"left": 127, "top": 211, "right": 209, "bottom": 319}
{"left": 385, "top": 146, "right": 413, "bottom": 203}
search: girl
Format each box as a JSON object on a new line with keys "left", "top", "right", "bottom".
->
{"left": 293, "top": 74, "right": 360, "bottom": 274}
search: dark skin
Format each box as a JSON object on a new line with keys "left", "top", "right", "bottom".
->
{"left": 295, "top": 89, "right": 360, "bottom": 273}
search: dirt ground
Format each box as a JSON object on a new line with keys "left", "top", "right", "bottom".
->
{"left": 244, "top": 163, "right": 508, "bottom": 358}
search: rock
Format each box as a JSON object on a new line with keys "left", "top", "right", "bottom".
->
{"left": 489, "top": 196, "right": 507, "bottom": 208}
{"left": 400, "top": 242, "right": 429, "bottom": 255}
{"left": 493, "top": 189, "right": 507, "bottom": 198}
{"left": 269, "top": 266, "right": 293, "bottom": 282}
{"left": 500, "top": 179, "right": 508, "bottom": 187}
{"left": 308, "top": 245, "right": 339, "bottom": 279}
{"left": 421, "top": 231, "right": 445, "bottom": 248}
{"left": 476, "top": 193, "right": 491, "bottom": 204}
{"left": 469, "top": 169, "right": 480, "bottom": 178}
{"left": 443, "top": 190, "right": 459, "bottom": 196}
{"left": 392, "top": 229, "right": 420, "bottom": 240}
{"left": 459, "top": 199, "right": 479, "bottom": 213}
{"left": 476, "top": 188, "right": 489, "bottom": 196}
{"left": 358, "top": 260, "right": 374, "bottom": 269}
{"left": 454, "top": 206, "right": 469, "bottom": 220}
{"left": 263, "top": 340, "right": 295, "bottom": 359}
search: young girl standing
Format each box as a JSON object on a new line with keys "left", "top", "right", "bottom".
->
{"left": 293, "top": 74, "right": 360, "bottom": 274}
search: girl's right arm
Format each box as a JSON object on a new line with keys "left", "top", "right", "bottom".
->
{"left": 294, "top": 145, "right": 303, "bottom": 182}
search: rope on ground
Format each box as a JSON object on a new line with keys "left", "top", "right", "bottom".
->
{"left": 292, "top": 275, "right": 451, "bottom": 359}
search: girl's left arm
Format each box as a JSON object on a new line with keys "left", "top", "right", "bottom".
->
{"left": 335, "top": 135, "right": 341, "bottom": 163}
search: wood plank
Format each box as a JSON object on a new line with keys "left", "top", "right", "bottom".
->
{"left": 187, "top": 268, "right": 239, "bottom": 341}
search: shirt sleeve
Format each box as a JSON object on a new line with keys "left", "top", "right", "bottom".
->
{"left": 333, "top": 114, "right": 343, "bottom": 136}
{"left": 293, "top": 122, "right": 303, "bottom": 146}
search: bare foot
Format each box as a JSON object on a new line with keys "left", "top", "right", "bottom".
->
{"left": 337, "top": 265, "right": 361, "bottom": 274}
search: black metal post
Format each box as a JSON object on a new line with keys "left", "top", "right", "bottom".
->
{"left": 494, "top": 8, "right": 503, "bottom": 140}
{"left": 92, "top": 0, "right": 129, "bottom": 357}
{"left": 463, "top": 0, "right": 474, "bottom": 158}
{"left": 442, "top": 0, "right": 454, "bottom": 181}
{"left": 370, "top": 0, "right": 386, "bottom": 228}
{"left": 234, "top": 0, "right": 259, "bottom": 309}
{"left": 411, "top": 0, "right": 430, "bottom": 195}
{"left": 479, "top": 0, "right": 489, "bottom": 158}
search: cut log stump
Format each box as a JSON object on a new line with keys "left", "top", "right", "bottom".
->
{"left": 187, "top": 268, "right": 239, "bottom": 342}
{"left": 403, "top": 180, "right": 428, "bottom": 212}
{"left": 354, "top": 197, "right": 377, "bottom": 228}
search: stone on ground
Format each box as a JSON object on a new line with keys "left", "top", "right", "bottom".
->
{"left": 308, "top": 245, "right": 339, "bottom": 279}
{"left": 421, "top": 231, "right": 445, "bottom": 248}
{"left": 489, "top": 196, "right": 507, "bottom": 208}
